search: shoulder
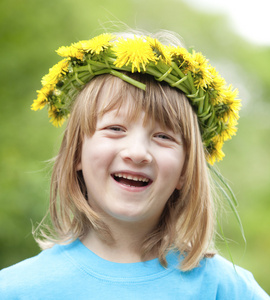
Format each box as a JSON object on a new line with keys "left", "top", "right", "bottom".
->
{"left": 198, "top": 254, "right": 269, "bottom": 299}
{"left": 1, "top": 244, "right": 62, "bottom": 277}
{"left": 0, "top": 243, "right": 76, "bottom": 299}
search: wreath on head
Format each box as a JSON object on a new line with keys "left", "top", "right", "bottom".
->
{"left": 31, "top": 33, "right": 241, "bottom": 165}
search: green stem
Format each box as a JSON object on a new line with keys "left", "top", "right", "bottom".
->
{"left": 208, "top": 163, "right": 246, "bottom": 243}
{"left": 171, "top": 62, "right": 193, "bottom": 91}
{"left": 155, "top": 63, "right": 190, "bottom": 92}
{"left": 198, "top": 88, "right": 205, "bottom": 115}
{"left": 110, "top": 70, "right": 146, "bottom": 90}
{"left": 217, "top": 219, "right": 236, "bottom": 271}
{"left": 187, "top": 71, "right": 197, "bottom": 94}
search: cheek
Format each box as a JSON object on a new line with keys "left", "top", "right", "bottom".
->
{"left": 160, "top": 149, "right": 185, "bottom": 173}
{"left": 81, "top": 139, "right": 117, "bottom": 171}
{"left": 157, "top": 150, "right": 185, "bottom": 186}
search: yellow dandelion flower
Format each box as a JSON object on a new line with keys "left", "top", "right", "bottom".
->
{"left": 209, "top": 77, "right": 226, "bottom": 104}
{"left": 194, "top": 67, "right": 213, "bottom": 89}
{"left": 114, "top": 36, "right": 157, "bottom": 72}
{"left": 209, "top": 66, "right": 226, "bottom": 90}
{"left": 41, "top": 59, "right": 69, "bottom": 87}
{"left": 223, "top": 101, "right": 241, "bottom": 124}
{"left": 230, "top": 114, "right": 239, "bottom": 125}
{"left": 221, "top": 86, "right": 241, "bottom": 120}
{"left": 48, "top": 106, "right": 65, "bottom": 127}
{"left": 223, "top": 86, "right": 239, "bottom": 105}
{"left": 192, "top": 52, "right": 207, "bottom": 74}
{"left": 169, "top": 46, "right": 189, "bottom": 60}
{"left": 169, "top": 46, "right": 195, "bottom": 71}
{"left": 31, "top": 98, "right": 46, "bottom": 111}
{"left": 230, "top": 99, "right": 241, "bottom": 119}
{"left": 192, "top": 51, "right": 208, "bottom": 67}
{"left": 146, "top": 37, "right": 171, "bottom": 64}
{"left": 221, "top": 123, "right": 238, "bottom": 141}
{"left": 31, "top": 86, "right": 52, "bottom": 111}
{"left": 56, "top": 45, "right": 84, "bottom": 60}
{"left": 223, "top": 85, "right": 238, "bottom": 101}
{"left": 75, "top": 33, "right": 114, "bottom": 55}
{"left": 207, "top": 137, "right": 225, "bottom": 165}
{"left": 190, "top": 52, "right": 214, "bottom": 89}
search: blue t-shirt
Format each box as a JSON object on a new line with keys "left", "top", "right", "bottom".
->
{"left": 0, "top": 239, "right": 268, "bottom": 299}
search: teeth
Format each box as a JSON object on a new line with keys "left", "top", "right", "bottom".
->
{"left": 114, "top": 173, "right": 149, "bottom": 183}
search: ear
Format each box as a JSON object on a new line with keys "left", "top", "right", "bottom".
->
{"left": 76, "top": 161, "right": 82, "bottom": 171}
{"left": 176, "top": 175, "right": 185, "bottom": 190}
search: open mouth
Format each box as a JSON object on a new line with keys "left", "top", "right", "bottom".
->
{"left": 112, "top": 173, "right": 152, "bottom": 188}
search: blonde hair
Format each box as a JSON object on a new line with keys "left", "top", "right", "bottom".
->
{"left": 36, "top": 72, "right": 215, "bottom": 271}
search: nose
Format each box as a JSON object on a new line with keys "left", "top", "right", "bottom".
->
{"left": 120, "top": 136, "right": 152, "bottom": 165}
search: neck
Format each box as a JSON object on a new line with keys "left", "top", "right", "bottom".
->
{"left": 81, "top": 219, "right": 157, "bottom": 263}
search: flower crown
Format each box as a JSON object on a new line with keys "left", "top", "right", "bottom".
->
{"left": 31, "top": 33, "right": 241, "bottom": 165}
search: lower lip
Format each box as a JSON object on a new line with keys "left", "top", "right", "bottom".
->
{"left": 111, "top": 176, "right": 152, "bottom": 192}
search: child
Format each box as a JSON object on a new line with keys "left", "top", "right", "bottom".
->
{"left": 0, "top": 31, "right": 268, "bottom": 299}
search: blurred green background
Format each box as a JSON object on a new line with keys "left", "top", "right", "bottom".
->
{"left": 0, "top": 0, "right": 269, "bottom": 294}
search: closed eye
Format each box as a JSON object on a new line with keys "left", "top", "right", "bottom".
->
{"left": 103, "top": 125, "right": 127, "bottom": 138}
{"left": 106, "top": 126, "right": 125, "bottom": 132}
{"left": 155, "top": 133, "right": 174, "bottom": 141}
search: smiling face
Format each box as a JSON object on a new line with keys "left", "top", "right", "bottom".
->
{"left": 77, "top": 93, "right": 186, "bottom": 227}
{"left": 50, "top": 73, "right": 212, "bottom": 268}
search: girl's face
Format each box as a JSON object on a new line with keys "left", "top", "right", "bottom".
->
{"left": 77, "top": 98, "right": 186, "bottom": 228}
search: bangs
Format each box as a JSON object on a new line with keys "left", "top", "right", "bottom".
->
{"left": 98, "top": 73, "right": 183, "bottom": 134}
{"left": 73, "top": 73, "right": 195, "bottom": 144}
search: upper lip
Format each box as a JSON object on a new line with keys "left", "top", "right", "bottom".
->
{"left": 111, "top": 170, "right": 153, "bottom": 183}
